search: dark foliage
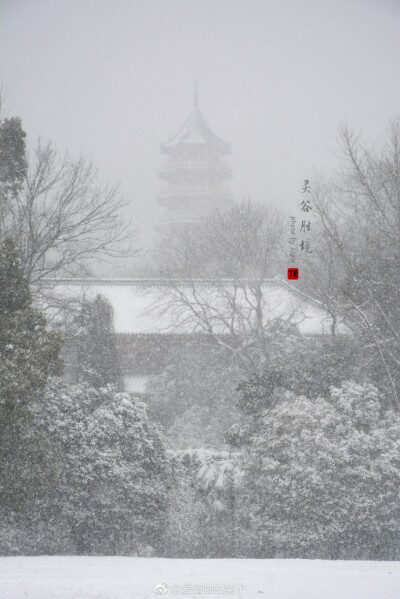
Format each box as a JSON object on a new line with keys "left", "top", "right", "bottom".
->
{"left": 0, "top": 238, "right": 62, "bottom": 510}
{"left": 65, "top": 294, "right": 123, "bottom": 390}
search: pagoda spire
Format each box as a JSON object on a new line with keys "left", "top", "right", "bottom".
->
{"left": 194, "top": 80, "right": 198, "bottom": 108}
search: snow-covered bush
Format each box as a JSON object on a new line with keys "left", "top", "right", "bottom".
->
{"left": 237, "top": 335, "right": 364, "bottom": 418}
{"left": 240, "top": 382, "right": 400, "bottom": 559}
{"left": 2, "top": 378, "right": 172, "bottom": 555}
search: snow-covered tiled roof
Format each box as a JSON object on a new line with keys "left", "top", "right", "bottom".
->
{"left": 41, "top": 279, "right": 347, "bottom": 336}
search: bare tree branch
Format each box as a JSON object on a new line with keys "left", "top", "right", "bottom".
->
{"left": 0, "top": 138, "right": 138, "bottom": 289}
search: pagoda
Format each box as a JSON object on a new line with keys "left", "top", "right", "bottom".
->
{"left": 158, "top": 85, "right": 232, "bottom": 224}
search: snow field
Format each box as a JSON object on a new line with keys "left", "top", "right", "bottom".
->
{"left": 0, "top": 556, "right": 399, "bottom": 599}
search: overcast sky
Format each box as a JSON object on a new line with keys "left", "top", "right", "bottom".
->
{"left": 1, "top": 0, "right": 400, "bottom": 253}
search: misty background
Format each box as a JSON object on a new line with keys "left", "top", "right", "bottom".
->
{"left": 1, "top": 0, "right": 400, "bottom": 269}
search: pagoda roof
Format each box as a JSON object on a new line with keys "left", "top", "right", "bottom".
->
{"left": 161, "top": 93, "right": 230, "bottom": 155}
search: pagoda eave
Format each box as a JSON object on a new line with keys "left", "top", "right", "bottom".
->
{"left": 160, "top": 141, "right": 230, "bottom": 156}
{"left": 158, "top": 190, "right": 232, "bottom": 207}
{"left": 159, "top": 166, "right": 232, "bottom": 182}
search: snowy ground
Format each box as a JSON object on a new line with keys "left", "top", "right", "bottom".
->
{"left": 0, "top": 557, "right": 400, "bottom": 599}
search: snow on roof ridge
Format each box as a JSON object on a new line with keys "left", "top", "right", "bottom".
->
{"left": 39, "top": 276, "right": 286, "bottom": 287}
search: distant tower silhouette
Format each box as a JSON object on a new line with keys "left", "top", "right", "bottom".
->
{"left": 158, "top": 85, "right": 232, "bottom": 224}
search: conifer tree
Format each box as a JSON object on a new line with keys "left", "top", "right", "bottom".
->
{"left": 0, "top": 238, "right": 62, "bottom": 508}
{"left": 0, "top": 117, "right": 27, "bottom": 197}
{"left": 67, "top": 294, "right": 123, "bottom": 390}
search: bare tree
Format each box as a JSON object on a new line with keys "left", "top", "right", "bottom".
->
{"left": 299, "top": 176, "right": 352, "bottom": 336}
{"left": 304, "top": 119, "right": 400, "bottom": 409}
{"left": 149, "top": 202, "right": 304, "bottom": 370}
{"left": 0, "top": 131, "right": 137, "bottom": 288}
